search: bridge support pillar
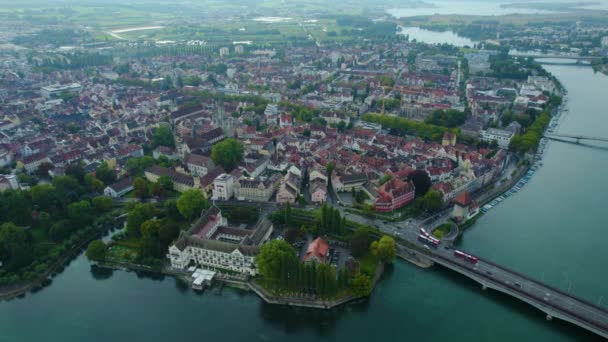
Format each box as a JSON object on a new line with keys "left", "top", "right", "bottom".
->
{"left": 546, "top": 314, "right": 553, "bottom": 321}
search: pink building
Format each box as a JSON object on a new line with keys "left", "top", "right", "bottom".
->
{"left": 374, "top": 178, "right": 416, "bottom": 212}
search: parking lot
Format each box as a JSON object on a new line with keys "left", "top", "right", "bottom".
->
{"left": 294, "top": 235, "right": 352, "bottom": 270}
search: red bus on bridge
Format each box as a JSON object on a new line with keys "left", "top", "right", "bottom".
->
{"left": 418, "top": 234, "right": 440, "bottom": 248}
{"left": 454, "top": 250, "right": 478, "bottom": 264}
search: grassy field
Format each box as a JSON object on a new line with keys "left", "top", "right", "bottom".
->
{"left": 1, "top": 0, "right": 387, "bottom": 45}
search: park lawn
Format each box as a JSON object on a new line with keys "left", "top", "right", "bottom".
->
{"left": 358, "top": 253, "right": 379, "bottom": 278}
{"left": 432, "top": 223, "right": 452, "bottom": 239}
{"left": 107, "top": 244, "right": 138, "bottom": 263}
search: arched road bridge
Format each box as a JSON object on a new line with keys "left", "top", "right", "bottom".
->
{"left": 544, "top": 133, "right": 608, "bottom": 144}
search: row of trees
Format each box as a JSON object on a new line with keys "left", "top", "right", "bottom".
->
{"left": 256, "top": 240, "right": 351, "bottom": 298}
{"left": 277, "top": 250, "right": 349, "bottom": 298}
{"left": 33, "top": 51, "right": 112, "bottom": 71}
{"left": 319, "top": 204, "right": 347, "bottom": 236}
{"left": 509, "top": 112, "right": 551, "bottom": 153}
{"left": 362, "top": 113, "right": 459, "bottom": 142}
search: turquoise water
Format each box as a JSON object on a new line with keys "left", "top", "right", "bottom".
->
{"left": 1, "top": 65, "right": 607, "bottom": 341}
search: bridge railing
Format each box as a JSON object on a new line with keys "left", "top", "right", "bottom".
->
{"left": 545, "top": 134, "right": 608, "bottom": 142}
{"left": 480, "top": 257, "right": 608, "bottom": 315}
{"left": 432, "top": 254, "right": 608, "bottom": 333}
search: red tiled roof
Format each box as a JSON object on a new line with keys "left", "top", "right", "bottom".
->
{"left": 303, "top": 237, "right": 329, "bottom": 263}
{"left": 454, "top": 191, "right": 473, "bottom": 206}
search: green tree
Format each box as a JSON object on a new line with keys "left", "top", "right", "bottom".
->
{"left": 176, "top": 190, "right": 208, "bottom": 220}
{"left": 152, "top": 125, "right": 174, "bottom": 147}
{"left": 422, "top": 190, "right": 443, "bottom": 212}
{"left": 211, "top": 138, "right": 244, "bottom": 172}
{"left": 65, "top": 163, "right": 86, "bottom": 184}
{"left": 126, "top": 203, "right": 156, "bottom": 237}
{"left": 158, "top": 220, "right": 180, "bottom": 246}
{"left": 150, "top": 182, "right": 164, "bottom": 197}
{"left": 37, "top": 211, "right": 52, "bottom": 231}
{"left": 255, "top": 240, "right": 297, "bottom": 280}
{"left": 370, "top": 235, "right": 397, "bottom": 264}
{"left": 409, "top": 170, "right": 431, "bottom": 196}
{"left": 30, "top": 184, "right": 58, "bottom": 213}
{"left": 0, "top": 222, "right": 32, "bottom": 271}
{"left": 157, "top": 175, "right": 173, "bottom": 192}
{"left": 2, "top": 190, "right": 32, "bottom": 226}
{"left": 67, "top": 200, "right": 93, "bottom": 226}
{"left": 95, "top": 162, "right": 115, "bottom": 184}
{"left": 140, "top": 219, "right": 162, "bottom": 238}
{"left": 350, "top": 273, "right": 372, "bottom": 297}
{"left": 84, "top": 174, "right": 105, "bottom": 193}
{"left": 163, "top": 199, "right": 182, "bottom": 221}
{"left": 125, "top": 156, "right": 155, "bottom": 177}
{"left": 326, "top": 162, "right": 335, "bottom": 179}
{"left": 379, "top": 75, "right": 395, "bottom": 88}
{"left": 139, "top": 236, "right": 161, "bottom": 260}
{"left": 17, "top": 173, "right": 37, "bottom": 187}
{"left": 92, "top": 196, "right": 113, "bottom": 213}
{"left": 49, "top": 220, "right": 71, "bottom": 242}
{"left": 52, "top": 175, "right": 81, "bottom": 205}
{"left": 133, "top": 177, "right": 150, "bottom": 199}
{"left": 86, "top": 240, "right": 107, "bottom": 262}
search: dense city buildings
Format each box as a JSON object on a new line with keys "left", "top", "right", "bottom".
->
{"left": 1, "top": 1, "right": 608, "bottom": 341}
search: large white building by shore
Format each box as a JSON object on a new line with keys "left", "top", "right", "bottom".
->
{"left": 166, "top": 207, "right": 273, "bottom": 276}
